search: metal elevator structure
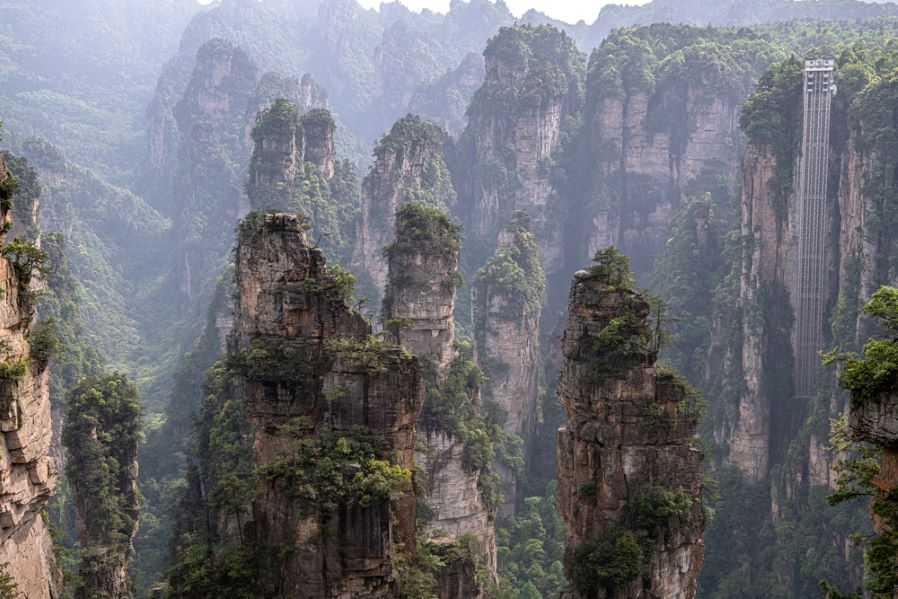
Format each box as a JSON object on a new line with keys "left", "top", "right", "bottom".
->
{"left": 794, "top": 58, "right": 835, "bottom": 398}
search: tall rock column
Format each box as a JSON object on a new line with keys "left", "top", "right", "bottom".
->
{"left": 63, "top": 374, "right": 141, "bottom": 599}
{"left": 456, "top": 24, "right": 583, "bottom": 282}
{"left": 351, "top": 116, "right": 456, "bottom": 312}
{"left": 556, "top": 249, "right": 705, "bottom": 599}
{"left": 233, "top": 212, "right": 423, "bottom": 598}
{"left": 0, "top": 153, "right": 61, "bottom": 599}
{"left": 472, "top": 211, "right": 544, "bottom": 511}
{"left": 383, "top": 202, "right": 498, "bottom": 594}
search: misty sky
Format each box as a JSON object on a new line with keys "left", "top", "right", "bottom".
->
{"left": 354, "top": 0, "right": 651, "bottom": 24}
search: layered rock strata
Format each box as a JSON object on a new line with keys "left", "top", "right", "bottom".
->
{"left": 0, "top": 153, "right": 61, "bottom": 599}
{"left": 457, "top": 24, "right": 583, "bottom": 282}
{"left": 383, "top": 203, "right": 497, "bottom": 589}
{"left": 233, "top": 212, "right": 423, "bottom": 598}
{"left": 556, "top": 253, "right": 705, "bottom": 599}
{"left": 472, "top": 211, "right": 544, "bottom": 510}
{"left": 351, "top": 116, "right": 456, "bottom": 312}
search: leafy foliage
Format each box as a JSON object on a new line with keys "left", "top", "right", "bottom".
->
{"left": 256, "top": 421, "right": 412, "bottom": 514}
{"left": 565, "top": 528, "right": 644, "bottom": 595}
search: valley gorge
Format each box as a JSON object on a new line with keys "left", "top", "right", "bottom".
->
{"left": 8, "top": 1, "right": 898, "bottom": 598}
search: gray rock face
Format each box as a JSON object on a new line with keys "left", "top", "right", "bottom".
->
{"left": 233, "top": 212, "right": 423, "bottom": 598}
{"left": 0, "top": 153, "right": 61, "bottom": 599}
{"left": 851, "top": 393, "right": 898, "bottom": 448}
{"left": 350, "top": 116, "right": 455, "bottom": 315}
{"left": 383, "top": 205, "right": 497, "bottom": 591}
{"left": 556, "top": 267, "right": 705, "bottom": 599}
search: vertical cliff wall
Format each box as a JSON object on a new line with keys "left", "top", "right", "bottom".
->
{"left": 456, "top": 24, "right": 584, "bottom": 282}
{"left": 574, "top": 27, "right": 786, "bottom": 279}
{"left": 556, "top": 250, "right": 705, "bottom": 599}
{"left": 64, "top": 374, "right": 141, "bottom": 599}
{"left": 0, "top": 153, "right": 61, "bottom": 599}
{"left": 232, "top": 212, "right": 423, "bottom": 598}
{"left": 383, "top": 202, "right": 497, "bottom": 590}
{"left": 351, "top": 116, "right": 456, "bottom": 312}
{"left": 472, "top": 211, "right": 544, "bottom": 509}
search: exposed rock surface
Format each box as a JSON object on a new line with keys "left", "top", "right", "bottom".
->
{"left": 351, "top": 116, "right": 456, "bottom": 313}
{"left": 0, "top": 153, "right": 61, "bottom": 599}
{"left": 472, "top": 212, "right": 544, "bottom": 510}
{"left": 456, "top": 25, "right": 583, "bottom": 283}
{"left": 556, "top": 259, "right": 704, "bottom": 599}
{"left": 233, "top": 212, "right": 423, "bottom": 598}
{"left": 581, "top": 80, "right": 741, "bottom": 278}
{"left": 246, "top": 101, "right": 337, "bottom": 206}
{"left": 383, "top": 203, "right": 497, "bottom": 589}
{"left": 408, "top": 52, "right": 485, "bottom": 137}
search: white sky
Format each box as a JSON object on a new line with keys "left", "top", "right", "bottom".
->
{"left": 195, "top": 0, "right": 652, "bottom": 26}
{"left": 357, "top": 0, "right": 651, "bottom": 25}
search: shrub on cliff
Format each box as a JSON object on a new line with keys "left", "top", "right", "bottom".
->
{"left": 565, "top": 528, "right": 644, "bottom": 595}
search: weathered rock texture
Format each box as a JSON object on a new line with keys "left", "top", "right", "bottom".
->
{"left": 556, "top": 261, "right": 705, "bottom": 599}
{"left": 0, "top": 153, "right": 61, "bottom": 599}
{"left": 351, "top": 116, "right": 456, "bottom": 313}
{"left": 472, "top": 212, "right": 544, "bottom": 510}
{"left": 233, "top": 212, "right": 423, "bottom": 598}
{"left": 383, "top": 203, "right": 497, "bottom": 588}
{"left": 409, "top": 52, "right": 485, "bottom": 138}
{"left": 457, "top": 24, "right": 583, "bottom": 282}
{"left": 64, "top": 374, "right": 141, "bottom": 599}
{"left": 246, "top": 101, "right": 337, "bottom": 207}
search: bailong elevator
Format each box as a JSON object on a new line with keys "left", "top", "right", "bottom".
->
{"left": 794, "top": 58, "right": 835, "bottom": 398}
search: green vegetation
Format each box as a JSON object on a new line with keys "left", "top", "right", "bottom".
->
{"left": 257, "top": 420, "right": 411, "bottom": 513}
{"left": 325, "top": 335, "right": 409, "bottom": 376}
{"left": 62, "top": 373, "right": 141, "bottom": 599}
{"left": 0, "top": 359, "right": 28, "bottom": 382}
{"left": 631, "top": 484, "right": 694, "bottom": 529}
{"left": 825, "top": 287, "right": 898, "bottom": 404}
{"left": 384, "top": 201, "right": 461, "bottom": 262}
{"left": 29, "top": 319, "right": 62, "bottom": 364}
{"left": 0, "top": 563, "right": 15, "bottom": 599}
{"left": 2, "top": 237, "right": 48, "bottom": 286}
{"left": 495, "top": 487, "right": 566, "bottom": 599}
{"left": 247, "top": 102, "right": 360, "bottom": 265}
{"left": 565, "top": 528, "right": 644, "bottom": 595}
{"left": 474, "top": 211, "right": 545, "bottom": 317}
{"left": 471, "top": 24, "right": 585, "bottom": 119}
{"left": 589, "top": 247, "right": 635, "bottom": 288}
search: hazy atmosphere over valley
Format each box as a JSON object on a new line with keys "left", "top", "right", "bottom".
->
{"left": 7, "top": 0, "right": 898, "bottom": 597}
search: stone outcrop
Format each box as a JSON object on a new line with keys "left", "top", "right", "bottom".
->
{"left": 556, "top": 253, "right": 705, "bottom": 599}
{"left": 583, "top": 91, "right": 740, "bottom": 276}
{"left": 232, "top": 212, "right": 423, "bottom": 598}
{"left": 383, "top": 202, "right": 497, "bottom": 591}
{"left": 64, "top": 374, "right": 141, "bottom": 599}
{"left": 456, "top": 24, "right": 583, "bottom": 283}
{"left": 0, "top": 153, "right": 61, "bottom": 599}
{"left": 408, "top": 52, "right": 485, "bottom": 137}
{"left": 472, "top": 211, "right": 544, "bottom": 510}
{"left": 351, "top": 116, "right": 456, "bottom": 313}
{"left": 246, "top": 100, "right": 337, "bottom": 208}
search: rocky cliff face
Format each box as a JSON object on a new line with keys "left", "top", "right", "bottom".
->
{"left": 408, "top": 52, "right": 485, "bottom": 138}
{"left": 232, "top": 212, "right": 423, "bottom": 598}
{"left": 383, "top": 202, "right": 497, "bottom": 589}
{"left": 472, "top": 212, "right": 544, "bottom": 510}
{"left": 556, "top": 253, "right": 704, "bottom": 599}
{"left": 457, "top": 24, "right": 583, "bottom": 282}
{"left": 351, "top": 116, "right": 456, "bottom": 313}
{"left": 246, "top": 100, "right": 337, "bottom": 203}
{"left": 64, "top": 374, "right": 141, "bottom": 599}
{"left": 0, "top": 153, "right": 61, "bottom": 599}
{"left": 582, "top": 88, "right": 740, "bottom": 277}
